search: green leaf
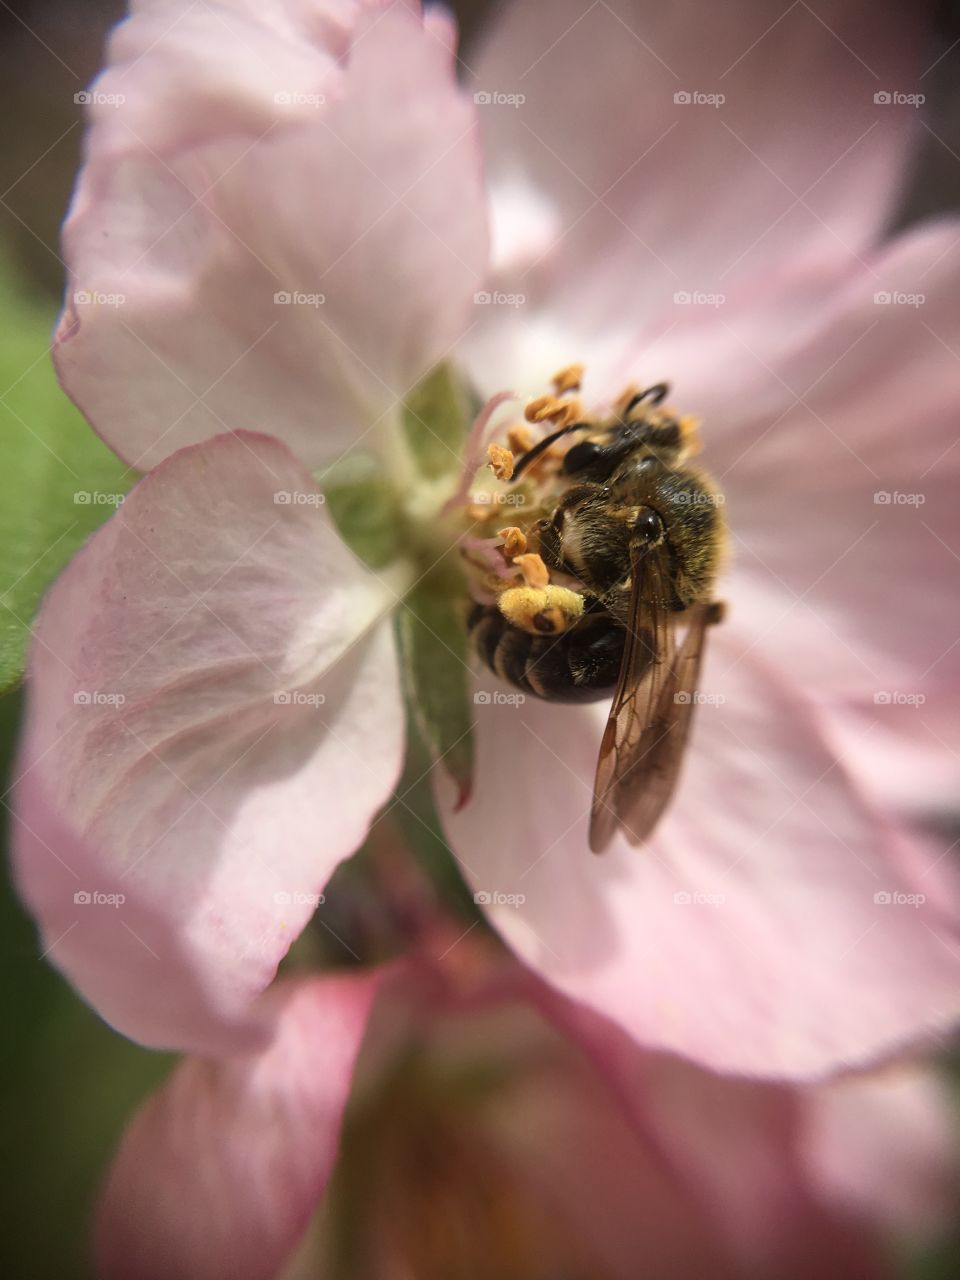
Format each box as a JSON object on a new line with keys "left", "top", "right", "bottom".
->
{"left": 401, "top": 361, "right": 476, "bottom": 479}
{"left": 0, "top": 261, "right": 134, "bottom": 692}
{"left": 390, "top": 711, "right": 483, "bottom": 925}
{"left": 395, "top": 565, "right": 475, "bottom": 809}
{"left": 320, "top": 453, "right": 403, "bottom": 569}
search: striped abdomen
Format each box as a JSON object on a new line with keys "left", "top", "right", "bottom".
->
{"left": 468, "top": 601, "right": 625, "bottom": 703}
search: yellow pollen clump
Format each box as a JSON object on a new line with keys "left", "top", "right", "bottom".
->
{"left": 498, "top": 526, "right": 527, "bottom": 558}
{"left": 498, "top": 584, "right": 585, "bottom": 636}
{"left": 487, "top": 442, "right": 514, "bottom": 481}
{"left": 524, "top": 394, "right": 582, "bottom": 428}
{"left": 512, "top": 552, "right": 550, "bottom": 588}
{"left": 551, "top": 363, "right": 584, "bottom": 395}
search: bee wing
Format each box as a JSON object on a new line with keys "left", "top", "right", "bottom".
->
{"left": 589, "top": 545, "right": 714, "bottom": 854}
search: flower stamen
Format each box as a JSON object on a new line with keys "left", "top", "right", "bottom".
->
{"left": 551, "top": 363, "right": 584, "bottom": 395}
{"left": 513, "top": 551, "right": 550, "bottom": 588}
{"left": 524, "top": 394, "right": 582, "bottom": 428}
{"left": 498, "top": 525, "right": 527, "bottom": 558}
{"left": 487, "top": 442, "right": 515, "bottom": 481}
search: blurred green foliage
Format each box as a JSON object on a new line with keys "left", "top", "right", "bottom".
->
{"left": 0, "top": 267, "right": 162, "bottom": 1278}
{"left": 0, "top": 254, "right": 133, "bottom": 693}
{"left": 0, "top": 687, "right": 172, "bottom": 1280}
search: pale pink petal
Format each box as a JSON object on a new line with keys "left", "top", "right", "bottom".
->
{"left": 713, "top": 223, "right": 960, "bottom": 702}
{"left": 97, "top": 971, "right": 380, "bottom": 1280}
{"left": 58, "top": 1, "right": 487, "bottom": 471}
{"left": 12, "top": 432, "right": 404, "bottom": 1054}
{"left": 820, "top": 699, "right": 960, "bottom": 822}
{"left": 461, "top": 0, "right": 924, "bottom": 392}
{"left": 438, "top": 630, "right": 960, "bottom": 1077}
{"left": 801, "top": 1065, "right": 960, "bottom": 1238}
{"left": 362, "top": 947, "right": 889, "bottom": 1276}
{"left": 84, "top": 1, "right": 390, "bottom": 151}
{"left": 496, "top": 977, "right": 885, "bottom": 1276}
{"left": 628, "top": 1055, "right": 891, "bottom": 1274}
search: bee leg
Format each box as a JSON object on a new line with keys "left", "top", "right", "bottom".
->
{"left": 707, "top": 599, "right": 726, "bottom": 626}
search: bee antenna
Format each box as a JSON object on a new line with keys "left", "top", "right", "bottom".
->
{"left": 512, "top": 421, "right": 589, "bottom": 479}
{"left": 624, "top": 383, "right": 669, "bottom": 414}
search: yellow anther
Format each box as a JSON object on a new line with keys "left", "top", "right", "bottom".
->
{"left": 513, "top": 552, "right": 550, "bottom": 589}
{"left": 498, "top": 526, "right": 527, "bottom": 558}
{"left": 551, "top": 363, "right": 584, "bottom": 395}
{"left": 487, "top": 442, "right": 515, "bottom": 481}
{"left": 524, "top": 394, "right": 582, "bottom": 428}
{"left": 507, "top": 423, "right": 536, "bottom": 455}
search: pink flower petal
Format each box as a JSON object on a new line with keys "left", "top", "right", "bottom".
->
{"left": 96, "top": 971, "right": 380, "bottom": 1280}
{"left": 713, "top": 223, "right": 960, "bottom": 702}
{"left": 821, "top": 699, "right": 960, "bottom": 822}
{"left": 12, "top": 432, "right": 403, "bottom": 1054}
{"left": 504, "top": 977, "right": 876, "bottom": 1274}
{"left": 438, "top": 630, "right": 960, "bottom": 1077}
{"left": 57, "top": 1, "right": 487, "bottom": 471}
{"left": 462, "top": 0, "right": 924, "bottom": 391}
{"left": 85, "top": 1, "right": 386, "bottom": 152}
{"left": 801, "top": 1064, "right": 960, "bottom": 1238}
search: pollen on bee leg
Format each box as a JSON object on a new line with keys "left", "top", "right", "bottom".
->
{"left": 512, "top": 552, "right": 550, "bottom": 588}
{"left": 551, "top": 363, "right": 584, "bottom": 396}
{"left": 487, "top": 442, "right": 514, "bottom": 481}
{"left": 498, "top": 525, "right": 527, "bottom": 558}
{"left": 498, "top": 584, "right": 585, "bottom": 635}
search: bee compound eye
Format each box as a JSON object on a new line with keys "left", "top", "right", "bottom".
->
{"left": 633, "top": 508, "right": 661, "bottom": 540}
{"left": 561, "top": 440, "right": 604, "bottom": 474}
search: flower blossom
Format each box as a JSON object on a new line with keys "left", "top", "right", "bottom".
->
{"left": 12, "top": 0, "right": 960, "bottom": 1083}
{"left": 95, "top": 928, "right": 958, "bottom": 1280}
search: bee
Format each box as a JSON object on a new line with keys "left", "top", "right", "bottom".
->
{"left": 468, "top": 383, "right": 725, "bottom": 853}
